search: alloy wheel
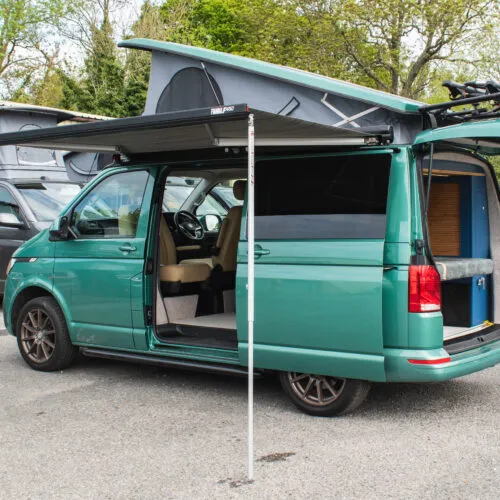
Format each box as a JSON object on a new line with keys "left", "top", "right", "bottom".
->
{"left": 287, "top": 372, "right": 347, "bottom": 407}
{"left": 20, "top": 309, "right": 56, "bottom": 364}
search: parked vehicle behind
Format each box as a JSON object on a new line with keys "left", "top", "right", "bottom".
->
{"left": 0, "top": 102, "right": 108, "bottom": 294}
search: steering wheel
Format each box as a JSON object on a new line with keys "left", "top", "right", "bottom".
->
{"left": 174, "top": 210, "right": 205, "bottom": 241}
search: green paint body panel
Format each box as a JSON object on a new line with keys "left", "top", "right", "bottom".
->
{"left": 413, "top": 119, "right": 500, "bottom": 155}
{"left": 3, "top": 146, "right": 499, "bottom": 387}
{"left": 3, "top": 258, "right": 55, "bottom": 332}
{"left": 384, "top": 341, "right": 500, "bottom": 382}
{"left": 408, "top": 312, "right": 444, "bottom": 349}
{"left": 239, "top": 343, "right": 386, "bottom": 382}
{"left": 382, "top": 267, "right": 409, "bottom": 348}
{"left": 51, "top": 168, "right": 156, "bottom": 349}
{"left": 118, "top": 38, "right": 423, "bottom": 114}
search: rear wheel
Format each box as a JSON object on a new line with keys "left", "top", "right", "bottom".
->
{"left": 279, "top": 372, "right": 371, "bottom": 416}
{"left": 16, "top": 296, "right": 78, "bottom": 371}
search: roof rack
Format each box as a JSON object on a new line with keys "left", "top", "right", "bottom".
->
{"left": 419, "top": 80, "right": 500, "bottom": 128}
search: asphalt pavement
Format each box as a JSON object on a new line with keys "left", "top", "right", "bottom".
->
{"left": 0, "top": 332, "right": 499, "bottom": 499}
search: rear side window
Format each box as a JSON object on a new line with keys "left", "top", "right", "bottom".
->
{"left": 255, "top": 154, "right": 391, "bottom": 239}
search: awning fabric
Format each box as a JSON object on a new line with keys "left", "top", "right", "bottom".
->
{"left": 0, "top": 104, "right": 381, "bottom": 155}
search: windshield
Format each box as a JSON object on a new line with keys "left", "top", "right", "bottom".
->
{"left": 214, "top": 185, "right": 244, "bottom": 208}
{"left": 163, "top": 177, "right": 202, "bottom": 212}
{"left": 18, "top": 183, "right": 81, "bottom": 222}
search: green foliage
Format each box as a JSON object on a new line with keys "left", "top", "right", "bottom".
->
{"left": 489, "top": 155, "right": 500, "bottom": 182}
{"left": 335, "top": 0, "right": 500, "bottom": 99}
{"left": 77, "top": 17, "right": 126, "bottom": 117}
{"left": 0, "top": 0, "right": 79, "bottom": 97}
{"left": 4, "top": 0, "right": 500, "bottom": 113}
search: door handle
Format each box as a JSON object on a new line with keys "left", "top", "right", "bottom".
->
{"left": 253, "top": 245, "right": 270, "bottom": 257}
{"left": 119, "top": 244, "right": 137, "bottom": 253}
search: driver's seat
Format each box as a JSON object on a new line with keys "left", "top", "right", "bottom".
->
{"left": 159, "top": 217, "right": 211, "bottom": 284}
{"left": 180, "top": 180, "right": 246, "bottom": 272}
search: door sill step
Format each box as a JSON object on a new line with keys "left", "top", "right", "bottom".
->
{"left": 80, "top": 347, "right": 258, "bottom": 378}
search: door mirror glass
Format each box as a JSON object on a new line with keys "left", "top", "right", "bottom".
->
{"left": 0, "top": 202, "right": 25, "bottom": 228}
{"left": 199, "top": 213, "right": 222, "bottom": 232}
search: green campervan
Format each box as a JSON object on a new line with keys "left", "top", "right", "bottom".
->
{"left": 1, "top": 41, "right": 499, "bottom": 416}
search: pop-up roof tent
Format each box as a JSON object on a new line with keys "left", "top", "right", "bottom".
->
{"left": 63, "top": 38, "right": 424, "bottom": 180}
{"left": 0, "top": 101, "right": 110, "bottom": 182}
{"left": 119, "top": 38, "right": 424, "bottom": 144}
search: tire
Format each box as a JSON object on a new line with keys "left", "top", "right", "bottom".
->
{"left": 279, "top": 371, "right": 371, "bottom": 417}
{"left": 16, "top": 296, "right": 78, "bottom": 371}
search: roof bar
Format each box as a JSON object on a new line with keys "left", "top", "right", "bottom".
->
{"left": 420, "top": 92, "right": 500, "bottom": 114}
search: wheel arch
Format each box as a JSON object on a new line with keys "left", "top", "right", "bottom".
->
{"left": 10, "top": 285, "right": 71, "bottom": 336}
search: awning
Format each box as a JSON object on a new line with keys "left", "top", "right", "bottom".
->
{"left": 0, "top": 104, "right": 389, "bottom": 155}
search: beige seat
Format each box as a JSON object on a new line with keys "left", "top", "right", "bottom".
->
{"left": 118, "top": 204, "right": 210, "bottom": 284}
{"left": 182, "top": 180, "right": 246, "bottom": 272}
{"left": 118, "top": 205, "right": 141, "bottom": 236}
{"left": 158, "top": 217, "right": 211, "bottom": 284}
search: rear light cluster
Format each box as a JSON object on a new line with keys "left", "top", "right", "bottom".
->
{"left": 408, "top": 265, "right": 441, "bottom": 313}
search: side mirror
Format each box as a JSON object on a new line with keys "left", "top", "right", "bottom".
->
{"left": 0, "top": 211, "right": 25, "bottom": 228}
{"left": 49, "top": 216, "right": 70, "bottom": 241}
{"left": 0, "top": 202, "right": 26, "bottom": 229}
{"left": 200, "top": 214, "right": 222, "bottom": 232}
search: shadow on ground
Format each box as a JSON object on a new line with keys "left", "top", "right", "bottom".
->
{"left": 69, "top": 355, "right": 488, "bottom": 419}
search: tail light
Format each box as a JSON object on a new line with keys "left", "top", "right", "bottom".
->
{"left": 409, "top": 265, "right": 441, "bottom": 313}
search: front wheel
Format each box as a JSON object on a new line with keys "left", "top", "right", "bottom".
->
{"left": 16, "top": 296, "right": 78, "bottom": 371}
{"left": 279, "top": 372, "right": 371, "bottom": 417}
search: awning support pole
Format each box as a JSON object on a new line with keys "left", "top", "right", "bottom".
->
{"left": 247, "top": 113, "right": 255, "bottom": 481}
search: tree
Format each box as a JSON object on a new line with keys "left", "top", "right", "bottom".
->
{"left": 56, "top": 0, "right": 128, "bottom": 117}
{"left": 122, "top": 0, "right": 167, "bottom": 116}
{"left": 78, "top": 15, "right": 126, "bottom": 117}
{"left": 0, "top": 0, "right": 77, "bottom": 98}
{"left": 332, "top": 0, "right": 500, "bottom": 98}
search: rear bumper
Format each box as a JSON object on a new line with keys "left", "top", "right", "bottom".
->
{"left": 384, "top": 340, "right": 500, "bottom": 382}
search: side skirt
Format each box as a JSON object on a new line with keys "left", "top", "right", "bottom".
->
{"left": 80, "top": 347, "right": 261, "bottom": 378}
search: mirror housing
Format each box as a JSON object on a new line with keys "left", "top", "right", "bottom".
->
{"left": 49, "top": 216, "right": 70, "bottom": 241}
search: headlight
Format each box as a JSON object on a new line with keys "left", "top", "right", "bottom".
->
{"left": 6, "top": 258, "right": 16, "bottom": 276}
{"left": 5, "top": 257, "right": 37, "bottom": 276}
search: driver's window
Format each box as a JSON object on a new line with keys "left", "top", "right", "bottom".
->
{"left": 71, "top": 170, "right": 149, "bottom": 239}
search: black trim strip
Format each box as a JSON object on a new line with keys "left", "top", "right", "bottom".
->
{"left": 81, "top": 347, "right": 254, "bottom": 377}
{"left": 444, "top": 324, "right": 500, "bottom": 355}
{"left": 156, "top": 323, "right": 238, "bottom": 350}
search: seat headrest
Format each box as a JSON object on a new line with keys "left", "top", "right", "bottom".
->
{"left": 233, "top": 180, "right": 247, "bottom": 201}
